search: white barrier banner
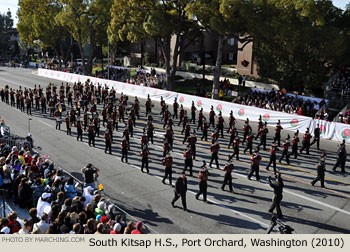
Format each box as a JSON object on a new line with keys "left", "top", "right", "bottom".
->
{"left": 38, "top": 69, "right": 312, "bottom": 133}
{"left": 332, "top": 122, "right": 350, "bottom": 143}
{"left": 310, "top": 119, "right": 336, "bottom": 140}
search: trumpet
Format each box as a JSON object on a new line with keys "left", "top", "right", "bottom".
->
{"left": 77, "top": 100, "right": 81, "bottom": 109}
{"left": 58, "top": 104, "right": 62, "bottom": 113}
{"left": 94, "top": 98, "right": 97, "bottom": 105}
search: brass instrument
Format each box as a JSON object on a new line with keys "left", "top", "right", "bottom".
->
{"left": 58, "top": 103, "right": 62, "bottom": 113}
{"left": 94, "top": 98, "right": 97, "bottom": 105}
{"left": 77, "top": 100, "right": 81, "bottom": 109}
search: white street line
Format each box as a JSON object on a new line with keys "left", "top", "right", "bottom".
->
{"left": 233, "top": 172, "right": 350, "bottom": 216}
{"left": 38, "top": 119, "right": 53, "bottom": 128}
{"left": 0, "top": 77, "right": 31, "bottom": 88}
{"left": 129, "top": 164, "right": 269, "bottom": 228}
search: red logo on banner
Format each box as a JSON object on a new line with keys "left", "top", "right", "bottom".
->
{"left": 179, "top": 96, "right": 184, "bottom": 103}
{"left": 290, "top": 118, "right": 299, "bottom": 127}
{"left": 132, "top": 86, "right": 136, "bottom": 91}
{"left": 122, "top": 84, "right": 126, "bottom": 89}
{"left": 78, "top": 77, "right": 80, "bottom": 81}
{"left": 166, "top": 92, "right": 170, "bottom": 97}
{"left": 238, "top": 108, "right": 245, "bottom": 116}
{"left": 143, "top": 88, "right": 146, "bottom": 93}
{"left": 154, "top": 90, "right": 158, "bottom": 95}
{"left": 197, "top": 100, "right": 202, "bottom": 107}
{"left": 216, "top": 104, "right": 222, "bottom": 112}
{"left": 263, "top": 113, "right": 270, "bottom": 122}
{"left": 320, "top": 124, "right": 326, "bottom": 134}
{"left": 342, "top": 129, "right": 350, "bottom": 139}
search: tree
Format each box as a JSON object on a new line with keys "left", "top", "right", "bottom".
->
{"left": 17, "top": 0, "right": 70, "bottom": 65}
{"left": 252, "top": 0, "right": 344, "bottom": 94}
{"left": 188, "top": 0, "right": 254, "bottom": 99}
{"left": 0, "top": 9, "right": 14, "bottom": 57}
{"left": 56, "top": 0, "right": 112, "bottom": 75}
{"left": 110, "top": 0, "right": 200, "bottom": 90}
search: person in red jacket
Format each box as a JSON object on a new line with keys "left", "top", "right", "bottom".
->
{"left": 162, "top": 153, "right": 173, "bottom": 185}
{"left": 209, "top": 141, "right": 220, "bottom": 169}
{"left": 300, "top": 129, "right": 312, "bottom": 155}
{"left": 266, "top": 144, "right": 279, "bottom": 173}
{"left": 273, "top": 120, "right": 283, "bottom": 147}
{"left": 121, "top": 137, "right": 128, "bottom": 163}
{"left": 291, "top": 131, "right": 299, "bottom": 159}
{"left": 227, "top": 125, "right": 237, "bottom": 149}
{"left": 217, "top": 112, "right": 225, "bottom": 138}
{"left": 229, "top": 136, "right": 240, "bottom": 161}
{"left": 131, "top": 221, "right": 144, "bottom": 234}
{"left": 222, "top": 159, "right": 234, "bottom": 192}
{"left": 195, "top": 161, "right": 211, "bottom": 202}
{"left": 7, "top": 212, "right": 21, "bottom": 234}
{"left": 140, "top": 146, "right": 150, "bottom": 173}
{"left": 257, "top": 123, "right": 268, "bottom": 150}
{"left": 244, "top": 131, "right": 254, "bottom": 155}
{"left": 186, "top": 131, "right": 197, "bottom": 160}
{"left": 242, "top": 119, "right": 251, "bottom": 144}
{"left": 248, "top": 150, "right": 262, "bottom": 181}
{"left": 279, "top": 137, "right": 291, "bottom": 165}
{"left": 183, "top": 145, "right": 193, "bottom": 176}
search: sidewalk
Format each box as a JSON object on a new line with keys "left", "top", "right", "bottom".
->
{"left": 143, "top": 66, "right": 279, "bottom": 90}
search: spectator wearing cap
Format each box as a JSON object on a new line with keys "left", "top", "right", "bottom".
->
{"left": 95, "top": 201, "right": 105, "bottom": 216}
{"left": 131, "top": 221, "right": 144, "bottom": 234}
{"left": 36, "top": 192, "right": 51, "bottom": 218}
{"left": 82, "top": 186, "right": 94, "bottom": 207}
{"left": 110, "top": 223, "right": 122, "bottom": 234}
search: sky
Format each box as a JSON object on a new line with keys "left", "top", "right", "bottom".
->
{"left": 0, "top": 0, "right": 349, "bottom": 28}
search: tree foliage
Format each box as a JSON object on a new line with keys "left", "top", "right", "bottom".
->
{"left": 110, "top": 0, "right": 200, "bottom": 90}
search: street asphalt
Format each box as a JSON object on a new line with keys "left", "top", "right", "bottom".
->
{"left": 0, "top": 66, "right": 349, "bottom": 234}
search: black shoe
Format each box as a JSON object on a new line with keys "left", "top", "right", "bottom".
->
{"left": 311, "top": 182, "right": 314, "bottom": 186}
{"left": 195, "top": 195, "right": 199, "bottom": 200}
{"left": 162, "top": 180, "right": 165, "bottom": 184}
{"left": 247, "top": 176, "right": 251, "bottom": 180}
{"left": 171, "top": 202, "right": 175, "bottom": 208}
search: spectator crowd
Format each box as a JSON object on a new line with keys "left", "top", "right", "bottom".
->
{"left": 0, "top": 141, "right": 144, "bottom": 234}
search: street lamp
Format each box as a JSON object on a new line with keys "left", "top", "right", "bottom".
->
{"left": 28, "top": 118, "right": 32, "bottom": 134}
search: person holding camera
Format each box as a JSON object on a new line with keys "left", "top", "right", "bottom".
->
{"left": 81, "top": 164, "right": 100, "bottom": 189}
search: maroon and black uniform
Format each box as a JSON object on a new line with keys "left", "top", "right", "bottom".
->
{"left": 201, "top": 122, "right": 208, "bottom": 141}
{"left": 173, "top": 100, "right": 178, "bottom": 119}
{"left": 217, "top": 115, "right": 225, "bottom": 138}
{"left": 211, "top": 130, "right": 219, "bottom": 144}
{"left": 209, "top": 143, "right": 220, "bottom": 169}
{"left": 300, "top": 133, "right": 312, "bottom": 154}
{"left": 230, "top": 138, "right": 240, "bottom": 161}
{"left": 244, "top": 134, "right": 254, "bottom": 154}
{"left": 273, "top": 125, "right": 283, "bottom": 146}
{"left": 242, "top": 124, "right": 251, "bottom": 144}
{"left": 141, "top": 134, "right": 148, "bottom": 149}
{"left": 65, "top": 116, "right": 72, "bottom": 135}
{"left": 291, "top": 136, "right": 300, "bottom": 159}
{"left": 209, "top": 110, "right": 215, "bottom": 128}
{"left": 257, "top": 127, "right": 269, "bottom": 150}
{"left": 266, "top": 146, "right": 279, "bottom": 172}
{"left": 88, "top": 125, "right": 95, "bottom": 147}
{"left": 162, "top": 156, "right": 173, "bottom": 185}
{"left": 190, "top": 103, "right": 196, "bottom": 124}
{"left": 228, "top": 127, "right": 237, "bottom": 149}
{"left": 222, "top": 163, "right": 234, "bottom": 192}
{"left": 178, "top": 107, "right": 184, "bottom": 126}
{"left": 140, "top": 148, "right": 149, "bottom": 173}
{"left": 76, "top": 120, "right": 83, "bottom": 141}
{"left": 104, "top": 131, "right": 112, "bottom": 154}
{"left": 147, "top": 123, "right": 154, "bottom": 144}
{"left": 121, "top": 139, "right": 128, "bottom": 163}
{"left": 186, "top": 135, "right": 197, "bottom": 160}
{"left": 197, "top": 110, "right": 204, "bottom": 131}
{"left": 248, "top": 154, "right": 262, "bottom": 181}
{"left": 183, "top": 148, "right": 193, "bottom": 176}
{"left": 182, "top": 124, "right": 191, "bottom": 144}
{"left": 279, "top": 141, "right": 291, "bottom": 164}
{"left": 123, "top": 128, "right": 130, "bottom": 150}
{"left": 195, "top": 168, "right": 211, "bottom": 202}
